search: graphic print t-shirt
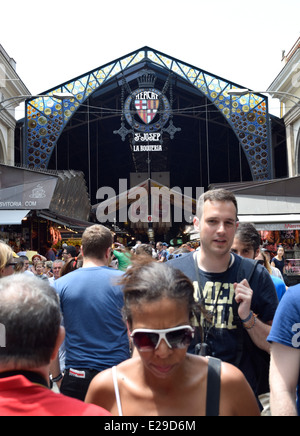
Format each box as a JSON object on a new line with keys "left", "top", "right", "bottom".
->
{"left": 168, "top": 252, "right": 278, "bottom": 390}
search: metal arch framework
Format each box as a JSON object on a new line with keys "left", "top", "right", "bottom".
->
{"left": 24, "top": 46, "right": 272, "bottom": 180}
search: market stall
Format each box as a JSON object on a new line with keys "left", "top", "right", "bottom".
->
{"left": 234, "top": 176, "right": 300, "bottom": 285}
{"left": 0, "top": 164, "right": 91, "bottom": 254}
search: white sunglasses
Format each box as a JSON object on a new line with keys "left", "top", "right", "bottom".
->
{"left": 130, "top": 325, "right": 194, "bottom": 350}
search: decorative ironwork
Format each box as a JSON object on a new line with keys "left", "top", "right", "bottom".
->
{"left": 24, "top": 47, "right": 271, "bottom": 180}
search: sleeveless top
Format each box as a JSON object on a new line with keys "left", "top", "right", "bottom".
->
{"left": 112, "top": 357, "right": 221, "bottom": 416}
{"left": 272, "top": 257, "right": 285, "bottom": 275}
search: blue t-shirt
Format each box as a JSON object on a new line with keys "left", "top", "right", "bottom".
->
{"left": 268, "top": 285, "right": 300, "bottom": 415}
{"left": 271, "top": 276, "right": 286, "bottom": 302}
{"left": 54, "top": 266, "right": 130, "bottom": 371}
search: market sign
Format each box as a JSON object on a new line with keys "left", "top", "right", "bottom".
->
{"left": 255, "top": 223, "right": 300, "bottom": 231}
{"left": 114, "top": 69, "right": 181, "bottom": 150}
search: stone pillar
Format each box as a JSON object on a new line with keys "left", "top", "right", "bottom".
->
{"left": 286, "top": 124, "right": 296, "bottom": 177}
{"left": 6, "top": 127, "right": 15, "bottom": 165}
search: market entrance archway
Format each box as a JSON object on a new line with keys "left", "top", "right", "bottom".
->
{"left": 24, "top": 47, "right": 272, "bottom": 202}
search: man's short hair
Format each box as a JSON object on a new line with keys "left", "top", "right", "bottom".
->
{"left": 65, "top": 246, "right": 77, "bottom": 257}
{"left": 53, "top": 259, "right": 64, "bottom": 266}
{"left": 81, "top": 224, "right": 113, "bottom": 259}
{"left": 235, "top": 222, "right": 261, "bottom": 253}
{"left": 196, "top": 189, "right": 238, "bottom": 220}
{"left": 0, "top": 275, "right": 61, "bottom": 367}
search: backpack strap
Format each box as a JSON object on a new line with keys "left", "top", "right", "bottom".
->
{"left": 236, "top": 257, "right": 259, "bottom": 284}
{"left": 206, "top": 357, "right": 221, "bottom": 416}
{"left": 233, "top": 257, "right": 259, "bottom": 367}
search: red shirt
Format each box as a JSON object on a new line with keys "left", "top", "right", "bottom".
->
{"left": 0, "top": 375, "right": 111, "bottom": 416}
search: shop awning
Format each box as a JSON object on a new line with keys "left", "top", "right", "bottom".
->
{"left": 0, "top": 164, "right": 58, "bottom": 210}
{"left": 210, "top": 177, "right": 300, "bottom": 231}
{"left": 0, "top": 164, "right": 91, "bottom": 223}
{"left": 36, "top": 211, "right": 92, "bottom": 231}
{"left": 0, "top": 210, "right": 30, "bottom": 225}
{"left": 238, "top": 214, "right": 300, "bottom": 230}
{"left": 236, "top": 194, "right": 300, "bottom": 215}
{"left": 239, "top": 214, "right": 300, "bottom": 223}
{"left": 236, "top": 192, "right": 300, "bottom": 230}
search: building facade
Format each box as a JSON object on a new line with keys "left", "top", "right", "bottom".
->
{"left": 268, "top": 37, "right": 300, "bottom": 177}
{"left": 0, "top": 44, "right": 30, "bottom": 165}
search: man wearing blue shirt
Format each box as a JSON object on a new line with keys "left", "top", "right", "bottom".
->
{"left": 54, "top": 224, "right": 130, "bottom": 401}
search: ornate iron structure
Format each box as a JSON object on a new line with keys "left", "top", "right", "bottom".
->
{"left": 24, "top": 47, "right": 271, "bottom": 180}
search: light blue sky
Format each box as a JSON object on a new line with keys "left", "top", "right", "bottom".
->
{"left": 1, "top": 0, "right": 299, "bottom": 117}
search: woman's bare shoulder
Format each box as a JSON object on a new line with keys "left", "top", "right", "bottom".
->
{"left": 219, "top": 361, "right": 260, "bottom": 416}
{"left": 85, "top": 358, "right": 138, "bottom": 406}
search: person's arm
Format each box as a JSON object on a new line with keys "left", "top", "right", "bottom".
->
{"left": 234, "top": 279, "right": 271, "bottom": 353}
{"left": 49, "top": 325, "right": 65, "bottom": 389}
{"left": 157, "top": 250, "right": 167, "bottom": 262}
{"left": 245, "top": 316, "right": 271, "bottom": 353}
{"left": 269, "top": 342, "right": 300, "bottom": 416}
{"left": 49, "top": 354, "right": 63, "bottom": 389}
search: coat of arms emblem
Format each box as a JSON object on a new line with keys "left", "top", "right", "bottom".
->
{"left": 114, "top": 69, "right": 180, "bottom": 145}
{"left": 134, "top": 91, "right": 159, "bottom": 124}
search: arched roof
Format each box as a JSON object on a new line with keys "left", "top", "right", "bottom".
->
{"left": 24, "top": 46, "right": 272, "bottom": 180}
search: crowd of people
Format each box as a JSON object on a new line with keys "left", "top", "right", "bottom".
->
{"left": 1, "top": 238, "right": 196, "bottom": 284}
{"left": 0, "top": 188, "right": 299, "bottom": 416}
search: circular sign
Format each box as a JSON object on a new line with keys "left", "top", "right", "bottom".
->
{"left": 124, "top": 87, "right": 171, "bottom": 133}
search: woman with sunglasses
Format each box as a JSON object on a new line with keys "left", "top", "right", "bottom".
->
{"left": 85, "top": 257, "right": 259, "bottom": 416}
{"left": 0, "top": 241, "right": 16, "bottom": 278}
